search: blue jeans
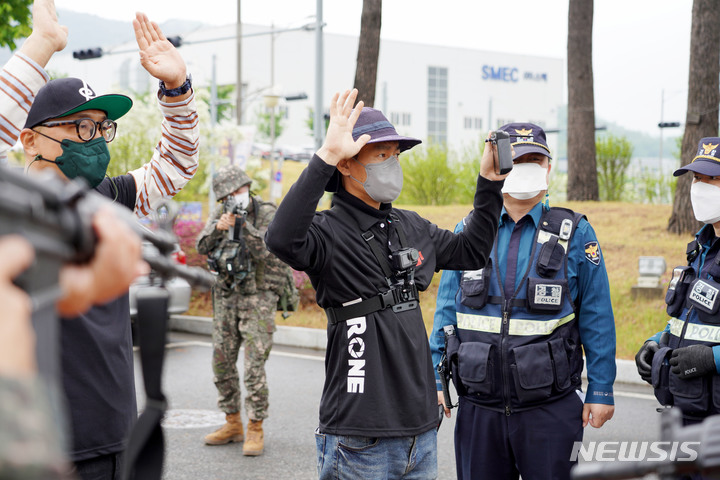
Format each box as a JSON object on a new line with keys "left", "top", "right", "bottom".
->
{"left": 315, "top": 428, "right": 438, "bottom": 480}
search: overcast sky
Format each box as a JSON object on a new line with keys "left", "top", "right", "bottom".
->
{"left": 53, "top": 0, "right": 693, "bottom": 137}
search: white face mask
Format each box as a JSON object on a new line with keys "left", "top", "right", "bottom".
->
{"left": 501, "top": 162, "right": 549, "bottom": 200}
{"left": 234, "top": 191, "right": 250, "bottom": 210}
{"left": 691, "top": 181, "right": 720, "bottom": 224}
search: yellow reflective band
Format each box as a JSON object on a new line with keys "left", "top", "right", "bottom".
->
{"left": 456, "top": 313, "right": 502, "bottom": 334}
{"left": 668, "top": 317, "right": 720, "bottom": 344}
{"left": 456, "top": 312, "right": 575, "bottom": 336}
{"left": 508, "top": 313, "right": 575, "bottom": 336}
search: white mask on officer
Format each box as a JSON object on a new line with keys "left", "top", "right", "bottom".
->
{"left": 234, "top": 191, "right": 250, "bottom": 210}
{"left": 501, "top": 162, "right": 549, "bottom": 200}
{"left": 691, "top": 181, "right": 720, "bottom": 224}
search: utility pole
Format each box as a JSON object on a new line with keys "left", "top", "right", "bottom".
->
{"left": 659, "top": 89, "right": 664, "bottom": 174}
{"left": 236, "top": 0, "right": 242, "bottom": 125}
{"left": 209, "top": 54, "right": 219, "bottom": 207}
{"left": 314, "top": 0, "right": 324, "bottom": 151}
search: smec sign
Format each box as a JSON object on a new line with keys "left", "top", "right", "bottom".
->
{"left": 482, "top": 66, "right": 518, "bottom": 82}
{"left": 482, "top": 65, "right": 548, "bottom": 83}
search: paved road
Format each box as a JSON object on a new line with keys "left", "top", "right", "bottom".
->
{"left": 139, "top": 332, "right": 665, "bottom": 479}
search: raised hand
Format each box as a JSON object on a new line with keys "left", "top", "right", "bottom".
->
{"left": 316, "top": 89, "right": 371, "bottom": 167}
{"left": 20, "top": 0, "right": 68, "bottom": 67}
{"left": 133, "top": 12, "right": 187, "bottom": 89}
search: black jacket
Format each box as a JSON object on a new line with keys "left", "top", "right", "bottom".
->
{"left": 265, "top": 155, "right": 502, "bottom": 436}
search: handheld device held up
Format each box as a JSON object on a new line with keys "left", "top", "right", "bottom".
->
{"left": 488, "top": 130, "right": 513, "bottom": 175}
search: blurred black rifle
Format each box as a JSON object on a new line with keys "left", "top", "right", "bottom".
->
{"left": 223, "top": 195, "right": 247, "bottom": 242}
{"left": 0, "top": 165, "right": 214, "bottom": 480}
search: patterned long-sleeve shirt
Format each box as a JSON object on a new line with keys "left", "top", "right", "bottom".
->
{"left": 0, "top": 52, "right": 199, "bottom": 217}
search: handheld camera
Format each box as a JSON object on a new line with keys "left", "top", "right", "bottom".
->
{"left": 488, "top": 130, "right": 513, "bottom": 175}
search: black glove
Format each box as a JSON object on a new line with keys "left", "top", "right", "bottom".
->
{"left": 669, "top": 345, "right": 716, "bottom": 379}
{"left": 635, "top": 340, "right": 659, "bottom": 384}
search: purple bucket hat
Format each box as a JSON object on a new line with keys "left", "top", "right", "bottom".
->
{"left": 351, "top": 107, "right": 421, "bottom": 152}
{"left": 674, "top": 137, "right": 720, "bottom": 177}
{"left": 325, "top": 107, "right": 421, "bottom": 192}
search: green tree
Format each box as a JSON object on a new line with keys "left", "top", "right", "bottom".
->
{"left": 107, "top": 91, "right": 161, "bottom": 178}
{"left": 305, "top": 107, "right": 329, "bottom": 137}
{"left": 398, "top": 143, "right": 459, "bottom": 206}
{"left": 197, "top": 84, "right": 235, "bottom": 123}
{"left": 255, "top": 107, "right": 284, "bottom": 142}
{"left": 596, "top": 133, "right": 633, "bottom": 201}
{"left": 0, "top": 0, "right": 32, "bottom": 50}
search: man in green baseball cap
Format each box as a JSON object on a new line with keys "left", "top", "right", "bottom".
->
{"left": 1, "top": 2, "right": 199, "bottom": 478}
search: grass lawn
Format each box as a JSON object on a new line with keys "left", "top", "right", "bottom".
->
{"left": 191, "top": 159, "right": 690, "bottom": 360}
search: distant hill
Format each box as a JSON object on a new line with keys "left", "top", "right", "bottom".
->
{"left": 554, "top": 105, "right": 682, "bottom": 162}
{"left": 0, "top": 10, "right": 205, "bottom": 65}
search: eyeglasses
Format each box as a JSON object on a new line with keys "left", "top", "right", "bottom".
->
{"left": 39, "top": 118, "right": 117, "bottom": 143}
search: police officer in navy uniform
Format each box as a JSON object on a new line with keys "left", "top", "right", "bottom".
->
{"left": 431, "top": 123, "right": 616, "bottom": 480}
{"left": 636, "top": 138, "right": 720, "bottom": 431}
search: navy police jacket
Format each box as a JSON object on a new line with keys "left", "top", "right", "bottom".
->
{"left": 650, "top": 224, "right": 720, "bottom": 416}
{"left": 431, "top": 202, "right": 616, "bottom": 412}
{"left": 265, "top": 155, "right": 503, "bottom": 437}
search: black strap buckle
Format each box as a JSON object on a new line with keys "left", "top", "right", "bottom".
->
{"left": 379, "top": 289, "right": 396, "bottom": 309}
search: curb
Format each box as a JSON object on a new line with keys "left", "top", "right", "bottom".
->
{"left": 170, "top": 315, "right": 327, "bottom": 351}
{"left": 170, "top": 315, "right": 644, "bottom": 386}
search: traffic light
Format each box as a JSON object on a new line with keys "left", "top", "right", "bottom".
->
{"left": 167, "top": 36, "right": 183, "bottom": 48}
{"left": 284, "top": 93, "right": 308, "bottom": 101}
{"left": 658, "top": 122, "right": 681, "bottom": 128}
{"left": 72, "top": 48, "right": 103, "bottom": 60}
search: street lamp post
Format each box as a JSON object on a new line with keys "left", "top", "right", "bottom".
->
{"left": 263, "top": 93, "right": 281, "bottom": 201}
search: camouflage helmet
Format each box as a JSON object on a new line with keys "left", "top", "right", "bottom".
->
{"left": 213, "top": 164, "right": 252, "bottom": 200}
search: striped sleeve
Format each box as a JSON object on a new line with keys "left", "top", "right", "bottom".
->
{"left": 128, "top": 90, "right": 200, "bottom": 217}
{"left": 0, "top": 53, "right": 49, "bottom": 161}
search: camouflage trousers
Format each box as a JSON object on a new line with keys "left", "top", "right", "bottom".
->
{"left": 211, "top": 288, "right": 277, "bottom": 421}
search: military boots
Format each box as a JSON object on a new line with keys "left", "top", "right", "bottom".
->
{"left": 204, "top": 412, "right": 244, "bottom": 445}
{"left": 242, "top": 420, "right": 264, "bottom": 456}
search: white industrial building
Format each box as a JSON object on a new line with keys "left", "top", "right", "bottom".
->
{"left": 47, "top": 21, "right": 564, "bottom": 155}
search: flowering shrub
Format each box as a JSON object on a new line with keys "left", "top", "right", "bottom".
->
{"left": 173, "top": 220, "right": 206, "bottom": 268}
{"left": 292, "top": 268, "right": 316, "bottom": 308}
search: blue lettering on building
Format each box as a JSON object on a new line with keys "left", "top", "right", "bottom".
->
{"left": 482, "top": 65, "right": 548, "bottom": 83}
{"left": 482, "top": 65, "right": 519, "bottom": 83}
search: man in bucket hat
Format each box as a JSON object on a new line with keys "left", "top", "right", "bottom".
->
{"left": 636, "top": 138, "right": 720, "bottom": 435}
{"left": 265, "top": 89, "right": 507, "bottom": 478}
{"left": 430, "top": 122, "right": 616, "bottom": 479}
{"left": 1, "top": 2, "right": 199, "bottom": 477}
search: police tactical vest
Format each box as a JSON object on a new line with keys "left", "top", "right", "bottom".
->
{"left": 653, "top": 229, "right": 720, "bottom": 415}
{"left": 448, "top": 207, "right": 585, "bottom": 413}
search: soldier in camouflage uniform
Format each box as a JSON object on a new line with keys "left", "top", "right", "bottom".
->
{"left": 197, "top": 164, "right": 281, "bottom": 456}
